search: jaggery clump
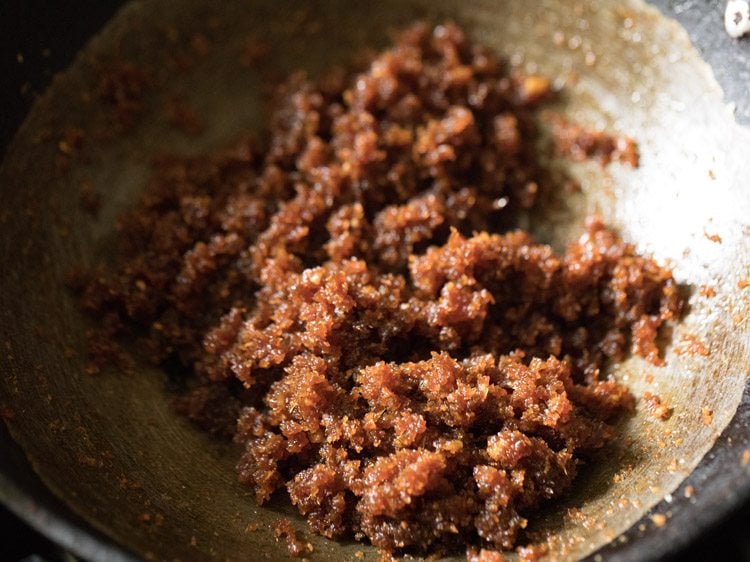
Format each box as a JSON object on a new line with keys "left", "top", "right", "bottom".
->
{"left": 77, "top": 21, "right": 681, "bottom": 556}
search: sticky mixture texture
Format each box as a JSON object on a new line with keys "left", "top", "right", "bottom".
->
{"left": 76, "top": 22, "right": 682, "bottom": 556}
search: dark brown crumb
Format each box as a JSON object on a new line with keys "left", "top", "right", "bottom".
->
{"left": 163, "top": 96, "right": 205, "bottom": 136}
{"left": 79, "top": 180, "right": 102, "bottom": 216}
{"left": 191, "top": 32, "right": 212, "bottom": 57}
{"left": 547, "top": 114, "right": 639, "bottom": 167}
{"left": 97, "top": 59, "right": 149, "bottom": 130}
{"left": 82, "top": 329, "right": 133, "bottom": 376}
{"left": 77, "top": 21, "right": 682, "bottom": 557}
{"left": 273, "top": 518, "right": 314, "bottom": 558}
{"left": 240, "top": 39, "right": 272, "bottom": 68}
{"left": 58, "top": 126, "right": 85, "bottom": 156}
{"left": 1, "top": 407, "right": 16, "bottom": 421}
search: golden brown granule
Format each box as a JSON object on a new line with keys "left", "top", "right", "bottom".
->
{"left": 699, "top": 285, "right": 716, "bottom": 298}
{"left": 643, "top": 392, "right": 673, "bottom": 421}
{"left": 704, "top": 230, "right": 722, "bottom": 243}
{"left": 547, "top": 114, "right": 639, "bottom": 167}
{"left": 76, "top": 21, "right": 683, "bottom": 557}
{"left": 467, "top": 547, "right": 505, "bottom": 562}
{"left": 673, "top": 334, "right": 710, "bottom": 357}
{"left": 272, "top": 518, "right": 314, "bottom": 558}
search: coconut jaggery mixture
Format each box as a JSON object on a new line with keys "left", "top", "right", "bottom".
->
{"left": 76, "top": 22, "right": 682, "bottom": 556}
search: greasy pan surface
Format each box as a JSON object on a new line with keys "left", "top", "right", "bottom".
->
{"left": 1, "top": 1, "right": 749, "bottom": 560}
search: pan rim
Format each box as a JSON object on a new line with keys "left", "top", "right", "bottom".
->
{"left": 0, "top": 421, "right": 144, "bottom": 562}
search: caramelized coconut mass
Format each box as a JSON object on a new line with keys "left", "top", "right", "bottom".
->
{"left": 77, "top": 21, "right": 682, "bottom": 557}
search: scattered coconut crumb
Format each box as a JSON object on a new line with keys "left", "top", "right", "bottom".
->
{"left": 272, "top": 518, "right": 313, "bottom": 558}
{"left": 701, "top": 406, "right": 714, "bottom": 426}
{"left": 82, "top": 329, "right": 133, "bottom": 375}
{"left": 650, "top": 513, "right": 667, "bottom": 528}
{"left": 738, "top": 279, "right": 749, "bottom": 290}
{"left": 518, "top": 75, "right": 552, "bottom": 106}
{"left": 79, "top": 180, "right": 101, "bottom": 216}
{"left": 0, "top": 407, "right": 16, "bottom": 420}
{"left": 467, "top": 548, "right": 505, "bottom": 562}
{"left": 517, "top": 544, "right": 548, "bottom": 562}
{"left": 240, "top": 39, "right": 272, "bottom": 67}
{"left": 245, "top": 522, "right": 259, "bottom": 533}
{"left": 741, "top": 449, "right": 750, "bottom": 466}
{"left": 643, "top": 392, "right": 673, "bottom": 420}
{"left": 699, "top": 285, "right": 716, "bottom": 298}
{"left": 97, "top": 59, "right": 149, "bottom": 130}
{"left": 683, "top": 485, "right": 695, "bottom": 498}
{"left": 547, "top": 114, "right": 639, "bottom": 167}
{"left": 378, "top": 552, "right": 397, "bottom": 562}
{"left": 190, "top": 535, "right": 197, "bottom": 547}
{"left": 58, "top": 127, "right": 85, "bottom": 156}
{"left": 191, "top": 32, "right": 212, "bottom": 57}
{"left": 673, "top": 334, "right": 710, "bottom": 357}
{"left": 355, "top": 551, "right": 366, "bottom": 559}
{"left": 704, "top": 231, "right": 722, "bottom": 244}
{"left": 77, "top": 454, "right": 102, "bottom": 468}
{"left": 566, "top": 507, "right": 585, "bottom": 522}
{"left": 164, "top": 96, "right": 205, "bottom": 136}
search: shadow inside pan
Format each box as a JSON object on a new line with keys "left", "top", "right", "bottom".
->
{"left": 1, "top": 1, "right": 749, "bottom": 561}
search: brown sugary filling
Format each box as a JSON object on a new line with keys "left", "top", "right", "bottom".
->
{"left": 76, "top": 21, "right": 681, "bottom": 557}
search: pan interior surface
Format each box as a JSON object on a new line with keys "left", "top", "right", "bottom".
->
{"left": 1, "top": 1, "right": 749, "bottom": 561}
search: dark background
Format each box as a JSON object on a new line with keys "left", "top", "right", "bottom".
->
{"left": 1, "top": 1, "right": 749, "bottom": 561}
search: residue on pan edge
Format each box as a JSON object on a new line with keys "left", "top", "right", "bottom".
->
{"left": 71, "top": 22, "right": 683, "bottom": 558}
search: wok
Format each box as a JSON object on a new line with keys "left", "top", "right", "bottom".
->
{"left": 1, "top": 1, "right": 749, "bottom": 560}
